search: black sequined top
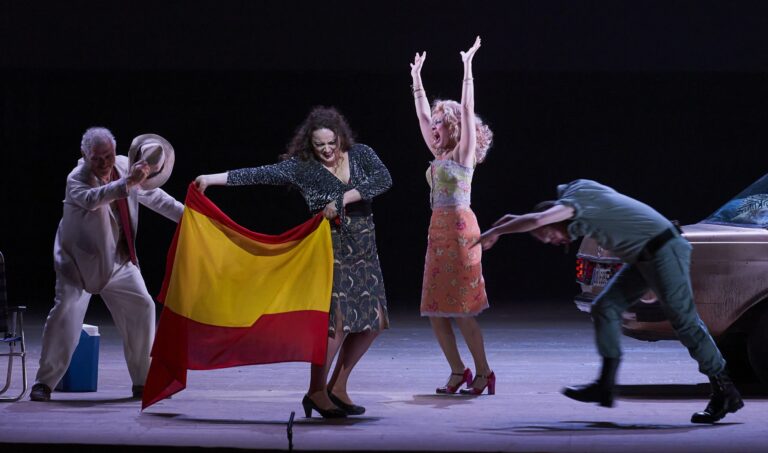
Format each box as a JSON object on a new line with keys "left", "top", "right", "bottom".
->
{"left": 227, "top": 143, "right": 392, "bottom": 217}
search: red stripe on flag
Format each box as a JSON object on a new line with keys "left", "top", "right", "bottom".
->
{"left": 184, "top": 182, "right": 324, "bottom": 243}
{"left": 142, "top": 307, "right": 329, "bottom": 409}
{"left": 157, "top": 214, "right": 183, "bottom": 304}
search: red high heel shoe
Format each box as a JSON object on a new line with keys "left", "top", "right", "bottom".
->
{"left": 436, "top": 368, "right": 473, "bottom": 394}
{"left": 459, "top": 371, "right": 496, "bottom": 395}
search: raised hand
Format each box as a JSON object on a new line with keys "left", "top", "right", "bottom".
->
{"left": 127, "top": 160, "right": 150, "bottom": 187}
{"left": 410, "top": 51, "right": 426, "bottom": 79}
{"left": 460, "top": 36, "right": 481, "bottom": 64}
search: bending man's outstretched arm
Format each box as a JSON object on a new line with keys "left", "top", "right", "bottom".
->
{"left": 477, "top": 204, "right": 575, "bottom": 250}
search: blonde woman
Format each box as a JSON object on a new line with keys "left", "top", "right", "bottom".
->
{"left": 410, "top": 37, "right": 495, "bottom": 395}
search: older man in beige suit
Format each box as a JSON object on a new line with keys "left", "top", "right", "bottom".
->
{"left": 30, "top": 127, "right": 184, "bottom": 402}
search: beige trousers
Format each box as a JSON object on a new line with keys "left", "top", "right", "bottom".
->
{"left": 35, "top": 260, "right": 156, "bottom": 389}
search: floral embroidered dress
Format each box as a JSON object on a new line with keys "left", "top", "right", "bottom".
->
{"left": 420, "top": 158, "right": 488, "bottom": 317}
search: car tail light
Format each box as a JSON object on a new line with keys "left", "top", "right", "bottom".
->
{"left": 576, "top": 258, "right": 625, "bottom": 285}
{"left": 575, "top": 257, "right": 595, "bottom": 284}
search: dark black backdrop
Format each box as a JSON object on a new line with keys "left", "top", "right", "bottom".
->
{"left": 3, "top": 1, "right": 768, "bottom": 315}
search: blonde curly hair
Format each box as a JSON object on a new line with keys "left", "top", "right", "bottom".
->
{"left": 432, "top": 99, "right": 493, "bottom": 163}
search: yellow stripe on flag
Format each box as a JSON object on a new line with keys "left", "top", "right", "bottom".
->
{"left": 164, "top": 206, "right": 333, "bottom": 327}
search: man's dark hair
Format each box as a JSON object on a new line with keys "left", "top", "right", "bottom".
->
{"left": 531, "top": 200, "right": 572, "bottom": 252}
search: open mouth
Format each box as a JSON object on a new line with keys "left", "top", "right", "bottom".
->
{"left": 317, "top": 148, "right": 337, "bottom": 162}
{"left": 432, "top": 131, "right": 441, "bottom": 146}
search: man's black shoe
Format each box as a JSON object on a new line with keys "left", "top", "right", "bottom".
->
{"left": 131, "top": 385, "right": 144, "bottom": 399}
{"left": 562, "top": 382, "right": 614, "bottom": 407}
{"left": 562, "top": 357, "right": 619, "bottom": 407}
{"left": 30, "top": 383, "right": 52, "bottom": 402}
{"left": 691, "top": 372, "right": 744, "bottom": 423}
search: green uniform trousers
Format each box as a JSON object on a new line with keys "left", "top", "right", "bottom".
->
{"left": 591, "top": 236, "right": 725, "bottom": 376}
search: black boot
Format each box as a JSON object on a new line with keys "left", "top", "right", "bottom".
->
{"left": 691, "top": 371, "right": 744, "bottom": 424}
{"left": 562, "top": 357, "right": 620, "bottom": 407}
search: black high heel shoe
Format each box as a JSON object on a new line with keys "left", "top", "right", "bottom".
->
{"left": 301, "top": 394, "right": 347, "bottom": 418}
{"left": 328, "top": 391, "right": 366, "bottom": 415}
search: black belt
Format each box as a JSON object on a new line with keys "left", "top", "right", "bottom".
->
{"left": 345, "top": 200, "right": 372, "bottom": 217}
{"left": 639, "top": 228, "right": 677, "bottom": 260}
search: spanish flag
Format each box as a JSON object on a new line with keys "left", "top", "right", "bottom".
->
{"left": 142, "top": 184, "right": 333, "bottom": 409}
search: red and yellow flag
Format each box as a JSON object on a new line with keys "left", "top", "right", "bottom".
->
{"left": 142, "top": 183, "right": 333, "bottom": 409}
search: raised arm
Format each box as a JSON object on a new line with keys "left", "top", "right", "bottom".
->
{"left": 68, "top": 159, "right": 149, "bottom": 211}
{"left": 456, "top": 36, "right": 480, "bottom": 167}
{"left": 410, "top": 51, "right": 438, "bottom": 156}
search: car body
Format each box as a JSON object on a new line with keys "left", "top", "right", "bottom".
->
{"left": 575, "top": 174, "right": 768, "bottom": 384}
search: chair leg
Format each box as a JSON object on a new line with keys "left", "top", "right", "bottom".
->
{"left": 20, "top": 310, "right": 27, "bottom": 399}
{"left": 0, "top": 353, "right": 12, "bottom": 394}
{"left": 0, "top": 309, "right": 28, "bottom": 402}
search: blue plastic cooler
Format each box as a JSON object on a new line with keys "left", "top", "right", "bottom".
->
{"left": 56, "top": 324, "right": 99, "bottom": 392}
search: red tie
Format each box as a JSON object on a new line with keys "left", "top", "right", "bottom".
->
{"left": 111, "top": 168, "right": 138, "bottom": 265}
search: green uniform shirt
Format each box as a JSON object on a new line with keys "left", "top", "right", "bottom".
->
{"left": 556, "top": 179, "right": 672, "bottom": 263}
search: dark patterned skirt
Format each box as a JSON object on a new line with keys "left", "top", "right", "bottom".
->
{"left": 328, "top": 215, "right": 389, "bottom": 336}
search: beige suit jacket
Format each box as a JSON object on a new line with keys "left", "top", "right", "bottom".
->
{"left": 53, "top": 155, "right": 184, "bottom": 293}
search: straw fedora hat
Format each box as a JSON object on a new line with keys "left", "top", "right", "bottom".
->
{"left": 127, "top": 133, "right": 175, "bottom": 190}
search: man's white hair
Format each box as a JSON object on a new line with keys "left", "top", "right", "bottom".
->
{"left": 80, "top": 127, "right": 116, "bottom": 156}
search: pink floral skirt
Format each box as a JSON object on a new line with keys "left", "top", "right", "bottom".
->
{"left": 420, "top": 207, "right": 489, "bottom": 317}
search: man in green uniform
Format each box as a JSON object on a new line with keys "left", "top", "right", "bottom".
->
{"left": 478, "top": 179, "right": 743, "bottom": 424}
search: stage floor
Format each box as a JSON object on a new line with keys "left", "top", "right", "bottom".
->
{"left": 1, "top": 300, "right": 766, "bottom": 452}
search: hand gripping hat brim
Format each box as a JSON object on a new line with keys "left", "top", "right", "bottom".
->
{"left": 127, "top": 133, "right": 175, "bottom": 190}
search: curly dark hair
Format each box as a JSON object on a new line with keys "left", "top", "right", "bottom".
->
{"left": 281, "top": 106, "right": 356, "bottom": 161}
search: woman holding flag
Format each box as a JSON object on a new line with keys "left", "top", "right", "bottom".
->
{"left": 195, "top": 106, "right": 392, "bottom": 418}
